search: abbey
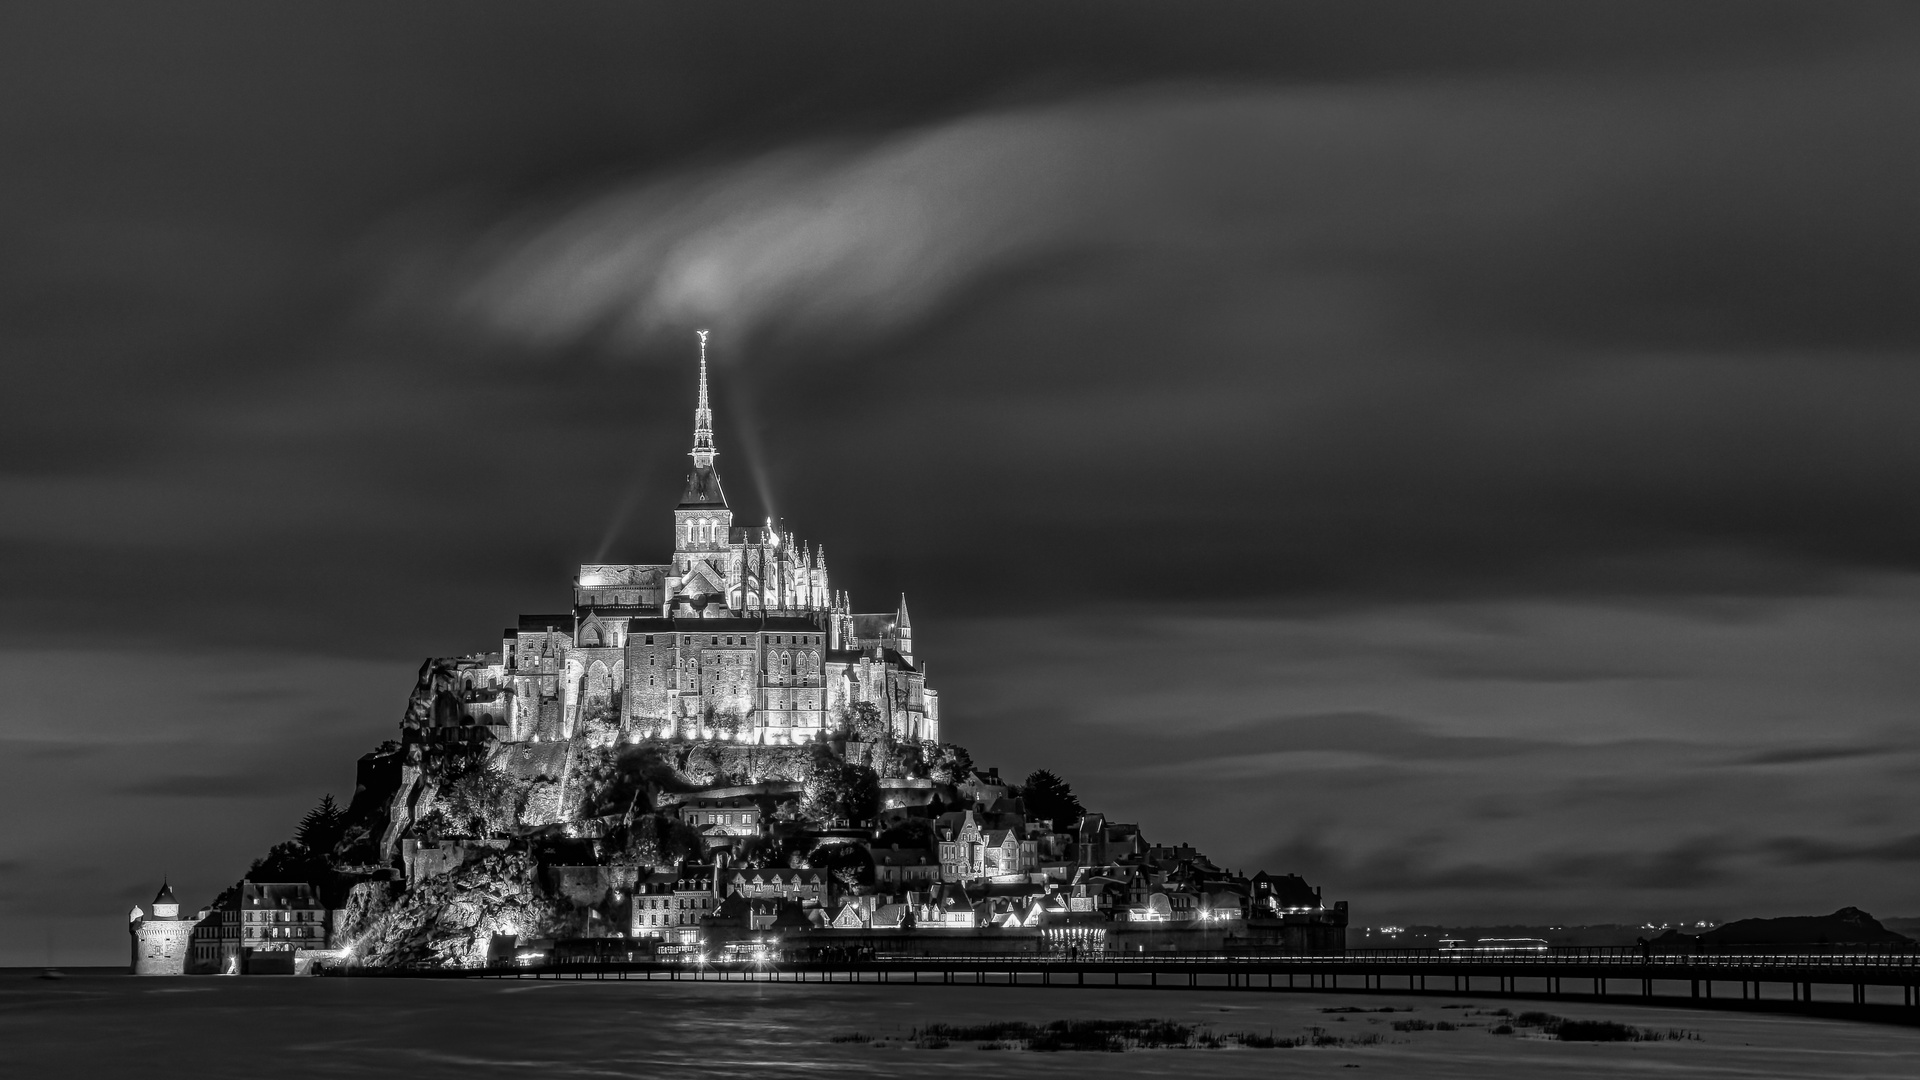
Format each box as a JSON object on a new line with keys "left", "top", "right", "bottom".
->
{"left": 451, "top": 335, "right": 936, "bottom": 748}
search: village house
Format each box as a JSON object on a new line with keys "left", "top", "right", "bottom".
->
{"left": 725, "top": 867, "right": 829, "bottom": 906}
{"left": 630, "top": 863, "right": 722, "bottom": 938}
{"left": 936, "top": 808, "right": 1040, "bottom": 882}
{"left": 871, "top": 844, "right": 941, "bottom": 890}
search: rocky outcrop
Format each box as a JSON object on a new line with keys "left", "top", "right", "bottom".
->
{"left": 377, "top": 756, "right": 425, "bottom": 863}
{"left": 400, "top": 657, "right": 464, "bottom": 735}
{"left": 352, "top": 850, "right": 562, "bottom": 969}
{"left": 332, "top": 880, "right": 398, "bottom": 954}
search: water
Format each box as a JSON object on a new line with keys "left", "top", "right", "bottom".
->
{"left": 4, "top": 968, "right": 1917, "bottom": 1079}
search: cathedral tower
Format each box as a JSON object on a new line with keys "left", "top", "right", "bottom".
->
{"left": 671, "top": 330, "right": 733, "bottom": 612}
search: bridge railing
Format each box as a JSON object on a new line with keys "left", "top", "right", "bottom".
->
{"left": 862, "top": 951, "right": 1920, "bottom": 970}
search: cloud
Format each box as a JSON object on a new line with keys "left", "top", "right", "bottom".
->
{"left": 1762, "top": 834, "right": 1920, "bottom": 866}
{"left": 0, "top": 739, "right": 107, "bottom": 761}
{"left": 1080, "top": 711, "right": 1554, "bottom": 772}
{"left": 114, "top": 773, "right": 288, "bottom": 799}
{"left": 9, "top": 3, "right": 1920, "bottom": 959}
{"left": 428, "top": 52, "right": 1920, "bottom": 366}
{"left": 1737, "top": 744, "right": 1897, "bottom": 767}
{"left": 1255, "top": 833, "right": 1742, "bottom": 897}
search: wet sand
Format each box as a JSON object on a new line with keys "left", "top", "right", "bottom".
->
{"left": 5, "top": 968, "right": 1917, "bottom": 1079}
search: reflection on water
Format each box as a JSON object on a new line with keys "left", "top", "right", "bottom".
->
{"left": 3, "top": 968, "right": 1916, "bottom": 1079}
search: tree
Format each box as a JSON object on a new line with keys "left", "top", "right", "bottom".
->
{"left": 848, "top": 701, "right": 890, "bottom": 744}
{"left": 926, "top": 742, "right": 974, "bottom": 783}
{"left": 1020, "top": 769, "right": 1084, "bottom": 832}
{"left": 248, "top": 841, "right": 319, "bottom": 884}
{"left": 811, "top": 840, "right": 874, "bottom": 888}
{"left": 800, "top": 746, "right": 880, "bottom": 827}
{"left": 842, "top": 765, "right": 879, "bottom": 825}
{"left": 412, "top": 807, "right": 453, "bottom": 840}
{"left": 295, "top": 793, "right": 347, "bottom": 855}
{"left": 875, "top": 817, "right": 935, "bottom": 851}
{"left": 441, "top": 768, "right": 518, "bottom": 837}
{"left": 610, "top": 813, "right": 703, "bottom": 872}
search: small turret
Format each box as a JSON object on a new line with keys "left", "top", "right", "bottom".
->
{"left": 129, "top": 878, "right": 197, "bottom": 976}
{"left": 896, "top": 594, "right": 913, "bottom": 665}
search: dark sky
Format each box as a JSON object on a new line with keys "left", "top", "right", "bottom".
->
{"left": 6, "top": 1, "right": 1920, "bottom": 964}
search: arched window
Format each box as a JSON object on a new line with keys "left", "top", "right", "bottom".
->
{"left": 586, "top": 660, "right": 611, "bottom": 705}
{"left": 581, "top": 624, "right": 601, "bottom": 647}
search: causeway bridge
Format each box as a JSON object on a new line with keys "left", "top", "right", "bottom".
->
{"left": 437, "top": 949, "right": 1920, "bottom": 1026}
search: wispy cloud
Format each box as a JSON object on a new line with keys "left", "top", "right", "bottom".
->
{"left": 114, "top": 773, "right": 287, "bottom": 799}
{"left": 1762, "top": 834, "right": 1920, "bottom": 866}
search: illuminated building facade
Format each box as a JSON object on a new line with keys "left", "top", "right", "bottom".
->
{"left": 128, "top": 881, "right": 200, "bottom": 976}
{"left": 441, "top": 334, "right": 938, "bottom": 748}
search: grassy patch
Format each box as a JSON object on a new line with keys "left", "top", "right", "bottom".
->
{"left": 831, "top": 1019, "right": 1371, "bottom": 1051}
{"left": 1482, "top": 1011, "right": 1700, "bottom": 1042}
{"left": 1390, "top": 1019, "right": 1458, "bottom": 1031}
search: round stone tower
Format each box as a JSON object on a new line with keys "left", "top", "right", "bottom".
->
{"left": 128, "top": 881, "right": 196, "bottom": 976}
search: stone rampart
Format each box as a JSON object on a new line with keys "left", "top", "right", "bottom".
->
{"left": 130, "top": 916, "right": 198, "bottom": 975}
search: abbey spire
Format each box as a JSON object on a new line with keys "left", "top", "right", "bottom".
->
{"left": 677, "top": 329, "right": 729, "bottom": 510}
{"left": 689, "top": 329, "right": 717, "bottom": 469}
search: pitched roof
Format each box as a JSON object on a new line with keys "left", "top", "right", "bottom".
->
{"left": 677, "top": 465, "right": 729, "bottom": 509}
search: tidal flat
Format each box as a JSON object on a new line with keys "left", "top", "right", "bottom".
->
{"left": 4, "top": 969, "right": 1917, "bottom": 1079}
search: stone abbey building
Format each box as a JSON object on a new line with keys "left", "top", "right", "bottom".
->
{"left": 445, "top": 335, "right": 937, "bottom": 747}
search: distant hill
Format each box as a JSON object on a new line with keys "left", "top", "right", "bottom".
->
{"left": 1883, "top": 916, "right": 1920, "bottom": 938}
{"left": 1650, "top": 907, "right": 1913, "bottom": 950}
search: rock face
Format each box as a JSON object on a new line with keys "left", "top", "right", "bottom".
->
{"left": 351, "top": 850, "right": 562, "bottom": 969}
{"left": 331, "top": 880, "right": 397, "bottom": 954}
{"left": 246, "top": 677, "right": 958, "bottom": 969}
{"left": 400, "top": 657, "right": 464, "bottom": 735}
